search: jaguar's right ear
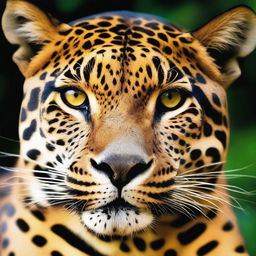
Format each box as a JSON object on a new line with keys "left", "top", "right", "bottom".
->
{"left": 2, "top": 0, "right": 70, "bottom": 75}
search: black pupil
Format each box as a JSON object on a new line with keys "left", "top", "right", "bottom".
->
{"left": 166, "top": 91, "right": 174, "bottom": 99}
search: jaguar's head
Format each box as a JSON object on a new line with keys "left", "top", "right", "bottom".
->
{"left": 2, "top": 0, "right": 256, "bottom": 235}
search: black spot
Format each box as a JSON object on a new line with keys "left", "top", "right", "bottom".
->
{"left": 133, "top": 26, "right": 154, "bottom": 36}
{"left": 152, "top": 56, "right": 164, "bottom": 85}
{"left": 73, "top": 57, "right": 83, "bottom": 78}
{"left": 31, "top": 210, "right": 46, "bottom": 221}
{"left": 177, "top": 222, "right": 206, "bottom": 245}
{"left": 27, "top": 149, "right": 40, "bottom": 160}
{"left": 206, "top": 210, "right": 217, "bottom": 219}
{"left": 197, "top": 240, "right": 218, "bottom": 255}
{"left": 133, "top": 237, "right": 146, "bottom": 251}
{"left": 148, "top": 38, "right": 160, "bottom": 47}
{"left": 132, "top": 32, "right": 143, "bottom": 38}
{"left": 120, "top": 242, "right": 130, "bottom": 252}
{"left": 2, "top": 238, "right": 9, "bottom": 249}
{"left": 75, "top": 29, "right": 84, "bottom": 35}
{"left": 0, "top": 222, "right": 7, "bottom": 233}
{"left": 99, "top": 33, "right": 111, "bottom": 38}
{"left": 203, "top": 122, "right": 212, "bottom": 137}
{"left": 196, "top": 73, "right": 206, "bottom": 84}
{"left": 84, "top": 25, "right": 98, "bottom": 30}
{"left": 51, "top": 224, "right": 106, "bottom": 256}
{"left": 222, "top": 221, "right": 233, "bottom": 231}
{"left": 158, "top": 32, "right": 168, "bottom": 42}
{"left": 41, "top": 81, "right": 55, "bottom": 103}
{"left": 97, "top": 63, "right": 102, "bottom": 78}
{"left": 212, "top": 93, "right": 221, "bottom": 107}
{"left": 56, "top": 139, "right": 65, "bottom": 146}
{"left": 3, "top": 203, "right": 15, "bottom": 217}
{"left": 42, "top": 61, "right": 50, "bottom": 70}
{"left": 195, "top": 160, "right": 204, "bottom": 167}
{"left": 235, "top": 245, "right": 245, "bottom": 253}
{"left": 20, "top": 108, "right": 27, "bottom": 122}
{"left": 94, "top": 39, "right": 105, "bottom": 45}
{"left": 163, "top": 46, "right": 172, "bottom": 55}
{"left": 84, "top": 57, "right": 96, "bottom": 82}
{"left": 16, "top": 218, "right": 29, "bottom": 232}
{"left": 129, "top": 40, "right": 140, "bottom": 46}
{"left": 23, "top": 119, "right": 37, "bottom": 140}
{"left": 182, "top": 66, "right": 192, "bottom": 76}
{"left": 206, "top": 147, "right": 220, "bottom": 163}
{"left": 146, "top": 65, "right": 152, "bottom": 79}
{"left": 50, "top": 68, "right": 61, "bottom": 77}
{"left": 97, "top": 21, "right": 111, "bottom": 27}
{"left": 150, "top": 238, "right": 165, "bottom": 250}
{"left": 84, "top": 32, "right": 93, "bottom": 39}
{"left": 192, "top": 85, "right": 222, "bottom": 125}
{"left": 48, "top": 118, "right": 59, "bottom": 125}
{"left": 190, "top": 149, "right": 201, "bottom": 160}
{"left": 64, "top": 69, "right": 76, "bottom": 80}
{"left": 39, "top": 72, "right": 47, "bottom": 80}
{"left": 215, "top": 130, "right": 227, "bottom": 149}
{"left": 164, "top": 249, "right": 177, "bottom": 256}
{"left": 46, "top": 143, "right": 55, "bottom": 151}
{"left": 32, "top": 235, "right": 47, "bottom": 247}
{"left": 27, "top": 88, "right": 40, "bottom": 111}
{"left": 51, "top": 251, "right": 63, "bottom": 256}
{"left": 145, "top": 22, "right": 159, "bottom": 30}
{"left": 56, "top": 155, "right": 63, "bottom": 164}
{"left": 83, "top": 40, "right": 92, "bottom": 50}
{"left": 179, "top": 37, "right": 193, "bottom": 43}
{"left": 46, "top": 105, "right": 61, "bottom": 114}
{"left": 8, "top": 252, "right": 15, "bottom": 256}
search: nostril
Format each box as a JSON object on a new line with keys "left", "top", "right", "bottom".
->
{"left": 90, "top": 157, "right": 153, "bottom": 189}
{"left": 126, "top": 159, "right": 153, "bottom": 184}
{"left": 90, "top": 158, "right": 114, "bottom": 180}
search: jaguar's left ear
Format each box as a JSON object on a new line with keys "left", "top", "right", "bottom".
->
{"left": 192, "top": 6, "right": 256, "bottom": 88}
{"left": 2, "top": 0, "right": 70, "bottom": 75}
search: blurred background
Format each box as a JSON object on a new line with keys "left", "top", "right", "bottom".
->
{"left": 0, "top": 0, "right": 255, "bottom": 253}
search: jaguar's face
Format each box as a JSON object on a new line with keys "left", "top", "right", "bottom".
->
{"left": 3, "top": 1, "right": 256, "bottom": 236}
{"left": 19, "top": 38, "right": 228, "bottom": 236}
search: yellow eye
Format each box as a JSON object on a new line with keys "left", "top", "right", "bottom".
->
{"left": 63, "top": 89, "right": 87, "bottom": 108}
{"left": 159, "top": 90, "right": 182, "bottom": 109}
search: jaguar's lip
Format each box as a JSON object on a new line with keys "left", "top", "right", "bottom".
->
{"left": 98, "top": 198, "right": 138, "bottom": 212}
{"left": 81, "top": 198, "right": 153, "bottom": 236}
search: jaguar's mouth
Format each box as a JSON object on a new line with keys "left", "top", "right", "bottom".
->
{"left": 81, "top": 198, "right": 153, "bottom": 236}
{"left": 99, "top": 198, "right": 138, "bottom": 212}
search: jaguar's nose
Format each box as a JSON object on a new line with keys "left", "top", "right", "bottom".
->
{"left": 90, "top": 156, "right": 153, "bottom": 192}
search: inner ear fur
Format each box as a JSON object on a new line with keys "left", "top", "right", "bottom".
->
{"left": 192, "top": 5, "right": 256, "bottom": 88}
{"left": 2, "top": 0, "right": 70, "bottom": 75}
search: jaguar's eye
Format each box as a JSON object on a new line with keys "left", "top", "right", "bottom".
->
{"left": 157, "top": 89, "right": 187, "bottom": 111}
{"left": 61, "top": 89, "right": 88, "bottom": 109}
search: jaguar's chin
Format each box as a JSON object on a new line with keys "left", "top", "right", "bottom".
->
{"left": 81, "top": 199, "right": 153, "bottom": 236}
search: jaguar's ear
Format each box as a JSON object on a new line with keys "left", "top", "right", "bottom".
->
{"left": 192, "top": 6, "right": 256, "bottom": 88}
{"left": 2, "top": 0, "right": 70, "bottom": 75}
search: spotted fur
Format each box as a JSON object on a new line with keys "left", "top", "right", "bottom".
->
{"left": 1, "top": 1, "right": 256, "bottom": 255}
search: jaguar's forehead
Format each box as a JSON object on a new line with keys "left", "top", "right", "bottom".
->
{"left": 44, "top": 12, "right": 198, "bottom": 102}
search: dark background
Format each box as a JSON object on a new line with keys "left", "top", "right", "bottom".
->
{"left": 0, "top": 0, "right": 255, "bottom": 253}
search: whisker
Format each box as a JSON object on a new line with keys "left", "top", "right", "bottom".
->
{"left": 179, "top": 161, "right": 226, "bottom": 175}
{"left": 0, "top": 151, "right": 64, "bottom": 173}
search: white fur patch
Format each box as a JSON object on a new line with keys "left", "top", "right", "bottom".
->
{"left": 81, "top": 208, "right": 153, "bottom": 235}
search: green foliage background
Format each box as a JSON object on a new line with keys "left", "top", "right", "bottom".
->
{"left": 0, "top": 0, "right": 255, "bottom": 254}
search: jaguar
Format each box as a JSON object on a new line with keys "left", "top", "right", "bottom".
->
{"left": 0, "top": 0, "right": 256, "bottom": 255}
